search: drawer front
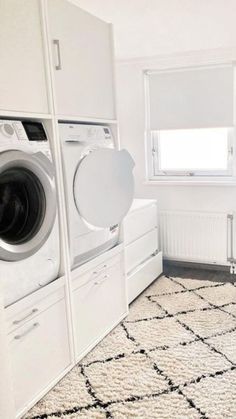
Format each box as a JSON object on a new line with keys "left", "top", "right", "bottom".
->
{"left": 72, "top": 252, "right": 122, "bottom": 291}
{"left": 73, "top": 261, "right": 127, "bottom": 359}
{"left": 125, "top": 229, "right": 158, "bottom": 274}
{"left": 124, "top": 203, "right": 157, "bottom": 245}
{"left": 9, "top": 298, "right": 70, "bottom": 414}
{"left": 128, "top": 251, "right": 163, "bottom": 303}
{"left": 6, "top": 286, "right": 64, "bottom": 335}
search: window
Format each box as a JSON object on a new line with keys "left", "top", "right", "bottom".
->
{"left": 151, "top": 127, "right": 233, "bottom": 176}
{"left": 145, "top": 64, "right": 235, "bottom": 181}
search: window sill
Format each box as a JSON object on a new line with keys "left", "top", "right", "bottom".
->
{"left": 144, "top": 178, "right": 236, "bottom": 186}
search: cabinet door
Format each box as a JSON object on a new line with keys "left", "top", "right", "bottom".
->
{"left": 9, "top": 299, "right": 70, "bottom": 414}
{"left": 0, "top": 0, "right": 49, "bottom": 114}
{"left": 48, "top": 0, "right": 116, "bottom": 120}
{"left": 73, "top": 257, "right": 127, "bottom": 359}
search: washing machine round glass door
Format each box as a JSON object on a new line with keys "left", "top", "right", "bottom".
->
{"left": 73, "top": 148, "right": 135, "bottom": 228}
{"left": 0, "top": 150, "right": 56, "bottom": 261}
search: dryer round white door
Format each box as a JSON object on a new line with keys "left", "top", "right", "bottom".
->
{"left": 0, "top": 150, "right": 56, "bottom": 261}
{"left": 73, "top": 148, "right": 135, "bottom": 228}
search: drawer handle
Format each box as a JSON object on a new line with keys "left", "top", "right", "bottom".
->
{"left": 14, "top": 323, "right": 40, "bottom": 340}
{"left": 13, "top": 308, "right": 38, "bottom": 325}
{"left": 94, "top": 274, "right": 110, "bottom": 285}
{"left": 93, "top": 264, "right": 107, "bottom": 275}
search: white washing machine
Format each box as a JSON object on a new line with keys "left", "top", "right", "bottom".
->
{"left": 0, "top": 120, "right": 60, "bottom": 307}
{"left": 59, "top": 123, "right": 135, "bottom": 268}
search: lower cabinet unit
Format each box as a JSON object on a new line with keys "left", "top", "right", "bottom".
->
{"left": 128, "top": 252, "right": 163, "bottom": 303}
{"left": 7, "top": 284, "right": 71, "bottom": 416}
{"left": 72, "top": 247, "right": 127, "bottom": 360}
{"left": 124, "top": 199, "right": 163, "bottom": 303}
{"left": 125, "top": 229, "right": 158, "bottom": 274}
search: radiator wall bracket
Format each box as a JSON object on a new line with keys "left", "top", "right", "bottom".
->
{"left": 230, "top": 263, "right": 236, "bottom": 275}
{"left": 227, "top": 213, "right": 236, "bottom": 273}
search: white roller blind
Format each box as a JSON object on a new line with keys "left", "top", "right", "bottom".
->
{"left": 147, "top": 65, "right": 234, "bottom": 130}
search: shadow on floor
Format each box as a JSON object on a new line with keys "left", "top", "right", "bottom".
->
{"left": 164, "top": 262, "right": 236, "bottom": 283}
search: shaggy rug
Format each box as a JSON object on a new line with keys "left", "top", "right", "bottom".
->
{"left": 26, "top": 275, "right": 236, "bottom": 419}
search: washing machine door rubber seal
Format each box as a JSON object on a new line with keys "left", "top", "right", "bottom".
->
{"left": 0, "top": 150, "right": 57, "bottom": 261}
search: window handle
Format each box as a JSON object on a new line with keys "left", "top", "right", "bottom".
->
{"left": 53, "top": 39, "right": 62, "bottom": 70}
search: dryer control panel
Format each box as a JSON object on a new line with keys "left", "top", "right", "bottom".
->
{"left": 60, "top": 123, "right": 113, "bottom": 146}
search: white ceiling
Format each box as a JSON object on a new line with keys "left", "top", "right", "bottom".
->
{"left": 74, "top": 0, "right": 236, "bottom": 60}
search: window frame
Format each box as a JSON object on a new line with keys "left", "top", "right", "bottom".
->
{"left": 147, "top": 128, "right": 234, "bottom": 179}
{"left": 144, "top": 67, "right": 236, "bottom": 183}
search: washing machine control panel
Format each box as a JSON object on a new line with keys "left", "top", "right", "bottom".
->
{"left": 0, "top": 120, "right": 27, "bottom": 141}
{"left": 0, "top": 120, "right": 48, "bottom": 143}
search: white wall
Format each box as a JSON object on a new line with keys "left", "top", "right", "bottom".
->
{"left": 74, "top": 0, "right": 236, "bottom": 60}
{"left": 75, "top": 0, "right": 236, "bottom": 215}
{"left": 116, "top": 49, "right": 236, "bottom": 213}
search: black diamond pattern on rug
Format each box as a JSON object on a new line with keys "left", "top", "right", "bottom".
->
{"left": 25, "top": 275, "right": 236, "bottom": 419}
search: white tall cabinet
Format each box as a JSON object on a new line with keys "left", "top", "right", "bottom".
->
{"left": 0, "top": 0, "right": 49, "bottom": 115}
{"left": 0, "top": 1, "right": 135, "bottom": 418}
{"left": 47, "top": 0, "right": 116, "bottom": 119}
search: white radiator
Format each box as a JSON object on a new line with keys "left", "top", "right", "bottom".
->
{"left": 159, "top": 211, "right": 232, "bottom": 265}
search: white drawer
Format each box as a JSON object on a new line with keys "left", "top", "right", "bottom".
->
{"left": 127, "top": 251, "right": 163, "bottom": 303}
{"left": 72, "top": 252, "right": 122, "bottom": 291}
{"left": 5, "top": 284, "right": 65, "bottom": 335}
{"left": 124, "top": 203, "right": 157, "bottom": 245}
{"left": 125, "top": 229, "right": 158, "bottom": 274}
{"left": 73, "top": 256, "right": 127, "bottom": 360}
{"left": 9, "top": 298, "right": 71, "bottom": 414}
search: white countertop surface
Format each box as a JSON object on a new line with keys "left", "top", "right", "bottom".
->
{"left": 129, "top": 198, "right": 157, "bottom": 212}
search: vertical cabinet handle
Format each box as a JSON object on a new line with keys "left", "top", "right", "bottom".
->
{"left": 53, "top": 39, "right": 62, "bottom": 70}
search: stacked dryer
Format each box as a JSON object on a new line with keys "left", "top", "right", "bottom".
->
{"left": 59, "top": 123, "right": 135, "bottom": 268}
{"left": 0, "top": 120, "right": 60, "bottom": 307}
